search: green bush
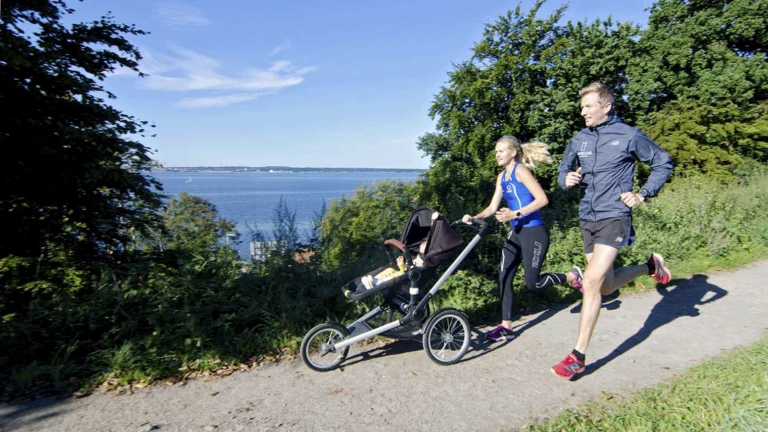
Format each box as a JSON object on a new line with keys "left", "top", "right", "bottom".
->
{"left": 0, "top": 193, "right": 351, "bottom": 389}
{"left": 431, "top": 270, "right": 499, "bottom": 319}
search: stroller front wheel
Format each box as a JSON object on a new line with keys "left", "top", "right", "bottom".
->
{"left": 300, "top": 322, "right": 350, "bottom": 372}
{"left": 422, "top": 308, "right": 471, "bottom": 365}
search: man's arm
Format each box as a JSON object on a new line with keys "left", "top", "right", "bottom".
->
{"left": 630, "top": 130, "right": 673, "bottom": 196}
{"left": 558, "top": 139, "right": 579, "bottom": 190}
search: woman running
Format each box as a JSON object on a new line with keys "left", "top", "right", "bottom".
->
{"left": 463, "top": 136, "right": 582, "bottom": 341}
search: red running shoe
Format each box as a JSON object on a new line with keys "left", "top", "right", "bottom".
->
{"left": 551, "top": 353, "right": 586, "bottom": 380}
{"left": 650, "top": 253, "right": 671, "bottom": 285}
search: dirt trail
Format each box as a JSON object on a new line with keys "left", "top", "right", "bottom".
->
{"left": 2, "top": 261, "right": 768, "bottom": 432}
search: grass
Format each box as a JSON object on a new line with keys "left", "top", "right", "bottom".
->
{"left": 524, "top": 335, "right": 768, "bottom": 431}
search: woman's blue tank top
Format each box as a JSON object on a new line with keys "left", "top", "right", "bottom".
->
{"left": 500, "top": 163, "right": 543, "bottom": 228}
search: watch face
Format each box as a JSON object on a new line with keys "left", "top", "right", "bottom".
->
{"left": 639, "top": 189, "right": 649, "bottom": 197}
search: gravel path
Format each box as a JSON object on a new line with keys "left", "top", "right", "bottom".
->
{"left": 2, "top": 260, "right": 767, "bottom": 432}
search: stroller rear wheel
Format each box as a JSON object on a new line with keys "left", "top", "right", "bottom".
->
{"left": 300, "top": 322, "right": 349, "bottom": 372}
{"left": 422, "top": 308, "right": 471, "bottom": 365}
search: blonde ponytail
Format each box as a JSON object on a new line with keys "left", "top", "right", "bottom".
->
{"left": 496, "top": 136, "right": 553, "bottom": 170}
{"left": 519, "top": 141, "right": 552, "bottom": 170}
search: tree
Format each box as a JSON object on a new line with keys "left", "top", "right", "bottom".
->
{"left": 418, "top": 2, "right": 567, "bottom": 216}
{"left": 627, "top": 0, "right": 768, "bottom": 177}
{"left": 639, "top": 101, "right": 768, "bottom": 179}
{"left": 319, "top": 180, "right": 421, "bottom": 269}
{"left": 0, "top": 0, "right": 166, "bottom": 383}
{"left": 0, "top": 0, "right": 162, "bottom": 261}
{"left": 160, "top": 193, "right": 236, "bottom": 255}
{"left": 627, "top": 0, "right": 768, "bottom": 119}
{"left": 417, "top": 1, "right": 640, "bottom": 216}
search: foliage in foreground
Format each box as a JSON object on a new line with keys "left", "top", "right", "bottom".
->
{"left": 525, "top": 335, "right": 768, "bottom": 431}
{"left": 0, "top": 193, "right": 351, "bottom": 392}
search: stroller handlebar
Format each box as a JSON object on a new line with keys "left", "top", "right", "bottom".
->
{"left": 451, "top": 218, "right": 490, "bottom": 236}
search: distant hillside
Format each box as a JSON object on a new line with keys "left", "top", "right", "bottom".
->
{"left": 156, "top": 166, "right": 426, "bottom": 173}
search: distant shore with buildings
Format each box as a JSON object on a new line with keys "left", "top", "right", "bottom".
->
{"left": 155, "top": 166, "right": 426, "bottom": 174}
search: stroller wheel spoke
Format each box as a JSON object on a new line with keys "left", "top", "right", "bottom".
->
{"left": 437, "top": 343, "right": 448, "bottom": 358}
{"left": 448, "top": 319, "right": 460, "bottom": 334}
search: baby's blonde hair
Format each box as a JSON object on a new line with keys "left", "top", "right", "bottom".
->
{"left": 496, "top": 136, "right": 553, "bottom": 169}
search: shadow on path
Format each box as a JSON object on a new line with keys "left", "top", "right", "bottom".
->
{"left": 0, "top": 396, "right": 69, "bottom": 432}
{"left": 343, "top": 326, "right": 513, "bottom": 368}
{"left": 463, "top": 303, "right": 571, "bottom": 363}
{"left": 343, "top": 303, "right": 572, "bottom": 368}
{"left": 342, "top": 339, "right": 423, "bottom": 368}
{"left": 569, "top": 290, "right": 623, "bottom": 314}
{"left": 577, "top": 274, "right": 728, "bottom": 379}
{"left": 511, "top": 304, "right": 569, "bottom": 337}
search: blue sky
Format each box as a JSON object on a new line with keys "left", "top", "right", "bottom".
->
{"left": 73, "top": 0, "right": 655, "bottom": 168}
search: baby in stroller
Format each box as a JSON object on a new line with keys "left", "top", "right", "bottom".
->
{"left": 360, "top": 224, "right": 430, "bottom": 290}
{"left": 347, "top": 210, "right": 443, "bottom": 294}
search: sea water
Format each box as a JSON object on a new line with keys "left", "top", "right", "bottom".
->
{"left": 153, "top": 171, "right": 422, "bottom": 256}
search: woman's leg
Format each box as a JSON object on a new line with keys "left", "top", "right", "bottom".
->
{"left": 516, "top": 225, "right": 579, "bottom": 290}
{"left": 499, "top": 230, "right": 522, "bottom": 327}
{"left": 519, "top": 225, "right": 551, "bottom": 291}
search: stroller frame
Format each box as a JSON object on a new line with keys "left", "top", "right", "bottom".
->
{"left": 300, "top": 208, "right": 490, "bottom": 372}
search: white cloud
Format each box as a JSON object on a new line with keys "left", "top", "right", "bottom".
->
{"left": 153, "top": 1, "right": 211, "bottom": 29}
{"left": 139, "top": 46, "right": 314, "bottom": 93}
{"left": 269, "top": 39, "right": 292, "bottom": 56}
{"left": 132, "top": 45, "right": 316, "bottom": 108}
{"left": 175, "top": 92, "right": 268, "bottom": 108}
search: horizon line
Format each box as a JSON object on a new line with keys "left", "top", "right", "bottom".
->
{"left": 157, "top": 166, "right": 427, "bottom": 170}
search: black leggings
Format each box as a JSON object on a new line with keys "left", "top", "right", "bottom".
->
{"left": 499, "top": 225, "right": 564, "bottom": 321}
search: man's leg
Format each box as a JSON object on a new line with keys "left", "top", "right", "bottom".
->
{"left": 574, "top": 244, "right": 618, "bottom": 354}
{"left": 551, "top": 245, "right": 617, "bottom": 380}
{"left": 572, "top": 249, "right": 663, "bottom": 353}
{"left": 602, "top": 264, "right": 648, "bottom": 295}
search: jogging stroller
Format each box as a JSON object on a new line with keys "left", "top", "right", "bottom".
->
{"left": 300, "top": 207, "right": 490, "bottom": 371}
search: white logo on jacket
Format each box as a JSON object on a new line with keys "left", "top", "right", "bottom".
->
{"left": 577, "top": 141, "right": 592, "bottom": 160}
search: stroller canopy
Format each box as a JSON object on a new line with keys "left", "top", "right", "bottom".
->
{"left": 400, "top": 207, "right": 464, "bottom": 267}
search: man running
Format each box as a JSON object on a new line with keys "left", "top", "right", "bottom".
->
{"left": 552, "top": 82, "right": 674, "bottom": 380}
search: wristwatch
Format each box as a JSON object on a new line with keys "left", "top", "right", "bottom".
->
{"left": 638, "top": 188, "right": 650, "bottom": 199}
{"left": 515, "top": 211, "right": 523, "bottom": 219}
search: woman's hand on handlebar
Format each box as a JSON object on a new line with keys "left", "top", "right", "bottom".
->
{"left": 462, "top": 214, "right": 474, "bottom": 224}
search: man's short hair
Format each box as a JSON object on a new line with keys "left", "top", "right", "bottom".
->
{"left": 579, "top": 82, "right": 615, "bottom": 107}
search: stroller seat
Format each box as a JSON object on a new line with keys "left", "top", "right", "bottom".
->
{"left": 342, "top": 207, "right": 464, "bottom": 302}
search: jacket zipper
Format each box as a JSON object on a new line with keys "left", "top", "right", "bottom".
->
{"left": 590, "top": 128, "right": 600, "bottom": 221}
